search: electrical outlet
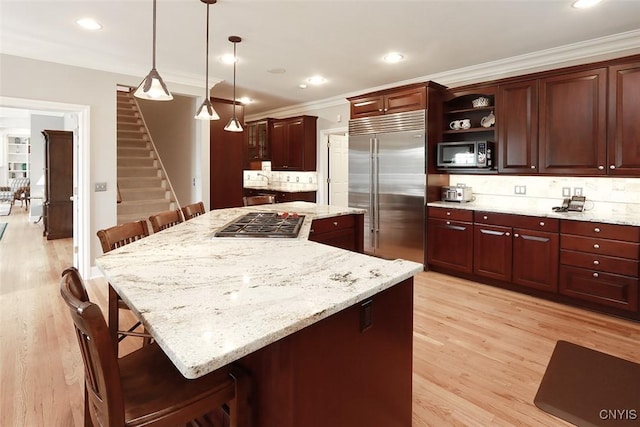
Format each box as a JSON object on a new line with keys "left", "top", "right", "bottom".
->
{"left": 514, "top": 185, "right": 520, "bottom": 194}
{"left": 94, "top": 182, "right": 107, "bottom": 192}
{"left": 514, "top": 185, "right": 527, "bottom": 195}
{"left": 562, "top": 187, "right": 571, "bottom": 197}
{"left": 574, "top": 187, "right": 583, "bottom": 197}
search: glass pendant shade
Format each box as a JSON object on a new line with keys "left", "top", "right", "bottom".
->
{"left": 135, "top": 0, "right": 172, "bottom": 101}
{"left": 224, "top": 116, "right": 243, "bottom": 132}
{"left": 134, "top": 68, "right": 173, "bottom": 100}
{"left": 195, "top": 98, "right": 220, "bottom": 120}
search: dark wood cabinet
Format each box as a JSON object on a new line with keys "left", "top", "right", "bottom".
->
{"left": 559, "top": 221, "right": 639, "bottom": 312}
{"left": 608, "top": 61, "right": 640, "bottom": 175}
{"left": 308, "top": 214, "right": 364, "bottom": 253}
{"left": 473, "top": 211, "right": 559, "bottom": 292}
{"left": 531, "top": 68, "right": 607, "bottom": 175}
{"left": 497, "top": 80, "right": 539, "bottom": 173}
{"left": 244, "top": 119, "right": 272, "bottom": 168}
{"left": 348, "top": 85, "right": 427, "bottom": 119}
{"left": 42, "top": 130, "right": 73, "bottom": 240}
{"left": 210, "top": 98, "right": 245, "bottom": 209}
{"left": 426, "top": 207, "right": 473, "bottom": 273}
{"left": 270, "top": 116, "right": 317, "bottom": 171}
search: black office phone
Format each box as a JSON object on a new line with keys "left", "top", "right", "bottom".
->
{"left": 553, "top": 196, "right": 586, "bottom": 212}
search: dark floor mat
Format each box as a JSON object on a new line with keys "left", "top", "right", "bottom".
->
{"left": 534, "top": 340, "right": 640, "bottom": 426}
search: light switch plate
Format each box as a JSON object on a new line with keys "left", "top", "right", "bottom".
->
{"left": 95, "top": 182, "right": 107, "bottom": 192}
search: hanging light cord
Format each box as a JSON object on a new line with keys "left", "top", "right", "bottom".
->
{"left": 204, "top": 3, "right": 210, "bottom": 98}
{"left": 152, "top": 0, "right": 157, "bottom": 69}
{"left": 232, "top": 40, "right": 237, "bottom": 112}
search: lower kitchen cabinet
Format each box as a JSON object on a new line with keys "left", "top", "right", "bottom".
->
{"left": 426, "top": 207, "right": 473, "bottom": 273}
{"left": 308, "top": 214, "right": 364, "bottom": 253}
{"left": 473, "top": 211, "right": 559, "bottom": 292}
{"left": 559, "top": 221, "right": 639, "bottom": 312}
{"left": 427, "top": 206, "right": 640, "bottom": 319}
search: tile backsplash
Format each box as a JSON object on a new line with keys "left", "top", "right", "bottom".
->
{"left": 243, "top": 162, "right": 318, "bottom": 190}
{"left": 448, "top": 175, "right": 640, "bottom": 216}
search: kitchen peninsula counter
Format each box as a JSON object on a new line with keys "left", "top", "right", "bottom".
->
{"left": 96, "top": 202, "right": 421, "bottom": 427}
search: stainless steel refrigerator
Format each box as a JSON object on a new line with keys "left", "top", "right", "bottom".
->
{"left": 348, "top": 110, "right": 426, "bottom": 264}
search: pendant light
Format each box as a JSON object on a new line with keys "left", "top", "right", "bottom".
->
{"left": 134, "top": 0, "right": 173, "bottom": 101}
{"left": 224, "top": 36, "right": 243, "bottom": 132}
{"left": 195, "top": 0, "right": 220, "bottom": 120}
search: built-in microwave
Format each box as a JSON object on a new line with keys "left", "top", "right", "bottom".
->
{"left": 436, "top": 141, "right": 494, "bottom": 168}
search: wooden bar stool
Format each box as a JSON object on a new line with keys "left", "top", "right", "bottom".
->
{"left": 243, "top": 195, "right": 276, "bottom": 206}
{"left": 148, "top": 209, "right": 183, "bottom": 233}
{"left": 60, "top": 267, "right": 252, "bottom": 427}
{"left": 96, "top": 220, "right": 150, "bottom": 356}
{"left": 181, "top": 201, "right": 206, "bottom": 220}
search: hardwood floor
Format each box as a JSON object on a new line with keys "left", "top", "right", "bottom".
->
{"left": 1, "top": 205, "right": 639, "bottom": 426}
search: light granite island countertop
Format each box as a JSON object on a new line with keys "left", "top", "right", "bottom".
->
{"left": 97, "top": 202, "right": 421, "bottom": 426}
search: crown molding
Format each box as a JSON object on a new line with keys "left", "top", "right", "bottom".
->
{"left": 250, "top": 29, "right": 640, "bottom": 120}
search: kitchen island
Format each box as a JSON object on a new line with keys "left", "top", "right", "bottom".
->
{"left": 96, "top": 202, "right": 423, "bottom": 427}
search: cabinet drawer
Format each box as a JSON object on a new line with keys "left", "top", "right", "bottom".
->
{"left": 428, "top": 207, "right": 473, "bottom": 222}
{"left": 310, "top": 215, "right": 355, "bottom": 234}
{"left": 559, "top": 265, "right": 639, "bottom": 312}
{"left": 560, "top": 249, "right": 639, "bottom": 276}
{"left": 560, "top": 221, "right": 640, "bottom": 242}
{"left": 475, "top": 211, "right": 558, "bottom": 232}
{"left": 560, "top": 235, "right": 639, "bottom": 259}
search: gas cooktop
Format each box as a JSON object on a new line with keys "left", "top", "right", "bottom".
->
{"left": 214, "top": 212, "right": 305, "bottom": 238}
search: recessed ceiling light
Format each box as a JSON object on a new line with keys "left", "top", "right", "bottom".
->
{"left": 220, "top": 53, "right": 238, "bottom": 65}
{"left": 238, "top": 97, "right": 253, "bottom": 104}
{"left": 306, "top": 76, "right": 327, "bottom": 85}
{"left": 383, "top": 52, "right": 404, "bottom": 63}
{"left": 76, "top": 18, "right": 102, "bottom": 31}
{"left": 571, "top": 0, "right": 603, "bottom": 8}
{"left": 298, "top": 84, "right": 308, "bottom": 89}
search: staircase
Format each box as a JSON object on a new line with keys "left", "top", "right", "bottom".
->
{"left": 116, "top": 89, "right": 178, "bottom": 225}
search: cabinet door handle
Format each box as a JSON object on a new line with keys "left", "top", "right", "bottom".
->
{"left": 593, "top": 260, "right": 600, "bottom": 265}
{"left": 530, "top": 165, "right": 536, "bottom": 169}
{"left": 333, "top": 221, "right": 338, "bottom": 226}
{"left": 378, "top": 109, "right": 384, "bottom": 112}
{"left": 514, "top": 233, "right": 519, "bottom": 238}
{"left": 310, "top": 228, "right": 315, "bottom": 233}
{"left": 446, "top": 212, "right": 451, "bottom": 216}
{"left": 593, "top": 243, "right": 600, "bottom": 249}
{"left": 610, "top": 165, "right": 616, "bottom": 169}
{"left": 505, "top": 232, "right": 511, "bottom": 237}
{"left": 598, "top": 165, "right": 604, "bottom": 170}
{"left": 593, "top": 272, "right": 599, "bottom": 278}
{"left": 594, "top": 227, "right": 601, "bottom": 233}
{"left": 446, "top": 221, "right": 451, "bottom": 225}
{"left": 539, "top": 221, "right": 545, "bottom": 227}
{"left": 483, "top": 215, "right": 488, "bottom": 220}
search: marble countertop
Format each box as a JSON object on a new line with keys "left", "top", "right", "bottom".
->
{"left": 96, "top": 202, "right": 420, "bottom": 379}
{"left": 427, "top": 200, "right": 640, "bottom": 226}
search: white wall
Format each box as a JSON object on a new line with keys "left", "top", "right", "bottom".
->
{"left": 0, "top": 53, "right": 207, "bottom": 269}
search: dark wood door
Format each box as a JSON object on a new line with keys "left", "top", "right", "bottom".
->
{"left": 497, "top": 80, "right": 539, "bottom": 173}
{"left": 474, "top": 223, "right": 512, "bottom": 282}
{"left": 538, "top": 68, "right": 607, "bottom": 175}
{"left": 286, "top": 117, "right": 305, "bottom": 171}
{"left": 608, "top": 61, "right": 640, "bottom": 175}
{"left": 512, "top": 228, "right": 559, "bottom": 292}
{"left": 43, "top": 130, "right": 73, "bottom": 240}
{"left": 210, "top": 99, "right": 244, "bottom": 209}
{"left": 270, "top": 120, "right": 287, "bottom": 170}
{"left": 427, "top": 218, "right": 473, "bottom": 273}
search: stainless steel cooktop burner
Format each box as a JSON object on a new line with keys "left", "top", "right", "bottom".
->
{"left": 214, "top": 212, "right": 305, "bottom": 238}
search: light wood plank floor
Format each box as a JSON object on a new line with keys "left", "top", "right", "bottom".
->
{"left": 1, "top": 206, "right": 639, "bottom": 426}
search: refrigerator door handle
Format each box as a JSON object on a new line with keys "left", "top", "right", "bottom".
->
{"left": 373, "top": 137, "right": 380, "bottom": 249}
{"left": 368, "top": 138, "right": 375, "bottom": 242}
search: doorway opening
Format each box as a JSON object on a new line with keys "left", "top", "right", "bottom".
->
{"left": 0, "top": 96, "right": 90, "bottom": 278}
{"left": 319, "top": 127, "right": 348, "bottom": 206}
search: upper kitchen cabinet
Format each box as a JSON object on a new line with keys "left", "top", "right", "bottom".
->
{"left": 538, "top": 67, "right": 608, "bottom": 175}
{"left": 270, "top": 115, "right": 317, "bottom": 171}
{"left": 497, "top": 80, "right": 539, "bottom": 173}
{"left": 244, "top": 118, "right": 272, "bottom": 169}
{"left": 608, "top": 61, "right": 640, "bottom": 175}
{"left": 348, "top": 85, "right": 427, "bottom": 119}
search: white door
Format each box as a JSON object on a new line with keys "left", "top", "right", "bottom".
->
{"left": 328, "top": 134, "right": 349, "bottom": 207}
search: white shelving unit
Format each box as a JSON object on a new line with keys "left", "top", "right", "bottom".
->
{"left": 7, "top": 135, "right": 30, "bottom": 179}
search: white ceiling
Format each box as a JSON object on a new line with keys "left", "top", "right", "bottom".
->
{"left": 2, "top": 0, "right": 640, "bottom": 117}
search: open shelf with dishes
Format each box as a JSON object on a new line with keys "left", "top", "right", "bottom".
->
{"left": 442, "top": 92, "right": 496, "bottom": 142}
